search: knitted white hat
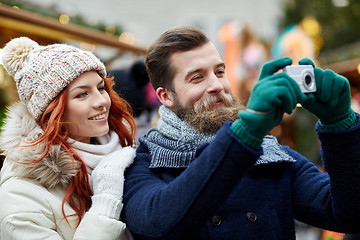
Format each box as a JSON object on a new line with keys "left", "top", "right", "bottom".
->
{"left": 1, "top": 37, "right": 106, "bottom": 121}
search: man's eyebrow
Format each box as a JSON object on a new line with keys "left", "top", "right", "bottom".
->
{"left": 185, "top": 62, "right": 226, "bottom": 79}
{"left": 217, "top": 62, "right": 226, "bottom": 69}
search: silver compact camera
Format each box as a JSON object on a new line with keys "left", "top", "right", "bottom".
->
{"left": 283, "top": 65, "right": 316, "bottom": 93}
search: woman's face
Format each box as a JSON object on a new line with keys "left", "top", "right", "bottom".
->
{"left": 63, "top": 71, "right": 111, "bottom": 143}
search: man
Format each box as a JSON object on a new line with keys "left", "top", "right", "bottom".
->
{"left": 122, "top": 26, "right": 360, "bottom": 239}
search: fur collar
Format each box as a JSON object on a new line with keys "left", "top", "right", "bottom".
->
{"left": 0, "top": 102, "right": 78, "bottom": 189}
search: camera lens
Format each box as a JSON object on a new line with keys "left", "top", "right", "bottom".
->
{"left": 304, "top": 74, "right": 312, "bottom": 86}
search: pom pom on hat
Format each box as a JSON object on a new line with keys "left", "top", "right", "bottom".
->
{"left": 1, "top": 37, "right": 106, "bottom": 121}
{"left": 2, "top": 37, "right": 39, "bottom": 77}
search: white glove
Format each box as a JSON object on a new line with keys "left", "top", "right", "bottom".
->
{"left": 89, "top": 146, "right": 136, "bottom": 219}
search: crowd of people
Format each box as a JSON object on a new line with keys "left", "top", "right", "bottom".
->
{"left": 0, "top": 25, "right": 360, "bottom": 240}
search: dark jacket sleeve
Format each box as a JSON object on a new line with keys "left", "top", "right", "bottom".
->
{"left": 123, "top": 123, "right": 261, "bottom": 238}
{"left": 289, "top": 114, "right": 360, "bottom": 233}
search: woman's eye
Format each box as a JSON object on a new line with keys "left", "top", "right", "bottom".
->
{"left": 98, "top": 86, "right": 106, "bottom": 92}
{"left": 76, "top": 92, "right": 87, "bottom": 98}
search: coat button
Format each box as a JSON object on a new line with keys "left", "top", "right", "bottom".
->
{"left": 211, "top": 215, "right": 222, "bottom": 226}
{"left": 246, "top": 212, "right": 257, "bottom": 223}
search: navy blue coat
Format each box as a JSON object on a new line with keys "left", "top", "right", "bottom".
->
{"left": 123, "top": 120, "right": 360, "bottom": 240}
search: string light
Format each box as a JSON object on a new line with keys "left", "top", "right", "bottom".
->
{"left": 118, "top": 32, "right": 136, "bottom": 45}
{"left": 105, "top": 26, "right": 116, "bottom": 35}
{"left": 79, "top": 43, "right": 96, "bottom": 52}
{"left": 300, "top": 16, "right": 321, "bottom": 37}
{"left": 59, "top": 14, "right": 70, "bottom": 24}
{"left": 332, "top": 0, "right": 349, "bottom": 7}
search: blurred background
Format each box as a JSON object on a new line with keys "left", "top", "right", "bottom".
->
{"left": 0, "top": 0, "right": 359, "bottom": 239}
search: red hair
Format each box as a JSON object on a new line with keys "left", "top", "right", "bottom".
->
{"left": 28, "top": 75, "right": 136, "bottom": 225}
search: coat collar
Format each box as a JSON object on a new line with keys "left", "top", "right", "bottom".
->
{"left": 255, "top": 135, "right": 296, "bottom": 166}
{"left": 145, "top": 117, "right": 296, "bottom": 169}
{"left": 0, "top": 102, "right": 78, "bottom": 189}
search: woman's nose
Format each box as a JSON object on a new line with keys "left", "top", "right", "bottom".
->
{"left": 93, "top": 92, "right": 109, "bottom": 109}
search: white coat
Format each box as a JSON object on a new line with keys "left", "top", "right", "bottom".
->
{"left": 0, "top": 102, "right": 134, "bottom": 240}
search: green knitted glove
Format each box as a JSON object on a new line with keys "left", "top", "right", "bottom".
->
{"left": 231, "top": 57, "right": 302, "bottom": 149}
{"left": 298, "top": 58, "right": 356, "bottom": 130}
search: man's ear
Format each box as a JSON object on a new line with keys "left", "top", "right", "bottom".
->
{"left": 156, "top": 87, "right": 174, "bottom": 108}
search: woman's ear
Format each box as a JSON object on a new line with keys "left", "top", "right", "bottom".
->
{"left": 156, "top": 87, "right": 174, "bottom": 108}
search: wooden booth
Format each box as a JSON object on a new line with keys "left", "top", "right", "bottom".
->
{"left": 0, "top": 4, "right": 147, "bottom": 165}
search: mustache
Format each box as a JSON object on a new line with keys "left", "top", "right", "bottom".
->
{"left": 194, "top": 91, "right": 237, "bottom": 113}
{"left": 183, "top": 92, "right": 245, "bottom": 134}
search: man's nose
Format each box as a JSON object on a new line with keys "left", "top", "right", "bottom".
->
{"left": 207, "top": 75, "right": 224, "bottom": 94}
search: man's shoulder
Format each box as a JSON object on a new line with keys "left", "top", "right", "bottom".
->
{"left": 137, "top": 136, "right": 151, "bottom": 153}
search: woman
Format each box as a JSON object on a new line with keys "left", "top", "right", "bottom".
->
{"left": 0, "top": 37, "right": 136, "bottom": 239}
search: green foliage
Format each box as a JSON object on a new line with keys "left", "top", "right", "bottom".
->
{"left": 281, "top": 0, "right": 360, "bottom": 52}
{"left": 0, "top": 106, "right": 5, "bottom": 133}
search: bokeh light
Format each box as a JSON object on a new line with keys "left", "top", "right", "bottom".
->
{"left": 118, "top": 32, "right": 136, "bottom": 45}
{"left": 300, "top": 16, "right": 321, "bottom": 37}
{"left": 59, "top": 14, "right": 70, "bottom": 24}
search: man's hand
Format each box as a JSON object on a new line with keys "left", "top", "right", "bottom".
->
{"left": 231, "top": 57, "right": 302, "bottom": 149}
{"left": 298, "top": 58, "right": 356, "bottom": 129}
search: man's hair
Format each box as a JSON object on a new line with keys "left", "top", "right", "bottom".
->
{"left": 145, "top": 26, "right": 209, "bottom": 91}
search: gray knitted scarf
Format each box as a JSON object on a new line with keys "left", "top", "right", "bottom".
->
{"left": 145, "top": 105, "right": 295, "bottom": 168}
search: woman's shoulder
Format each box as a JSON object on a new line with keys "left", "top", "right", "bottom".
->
{"left": 0, "top": 176, "right": 61, "bottom": 220}
{"left": 0, "top": 175, "right": 59, "bottom": 206}
{"left": 0, "top": 176, "right": 74, "bottom": 238}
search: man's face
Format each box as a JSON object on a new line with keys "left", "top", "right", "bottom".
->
{"left": 159, "top": 41, "right": 244, "bottom": 133}
{"left": 169, "top": 41, "right": 232, "bottom": 110}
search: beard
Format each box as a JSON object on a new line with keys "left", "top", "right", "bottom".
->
{"left": 172, "top": 91, "right": 245, "bottom": 134}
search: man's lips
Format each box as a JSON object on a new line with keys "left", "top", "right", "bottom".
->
{"left": 212, "top": 100, "right": 224, "bottom": 108}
